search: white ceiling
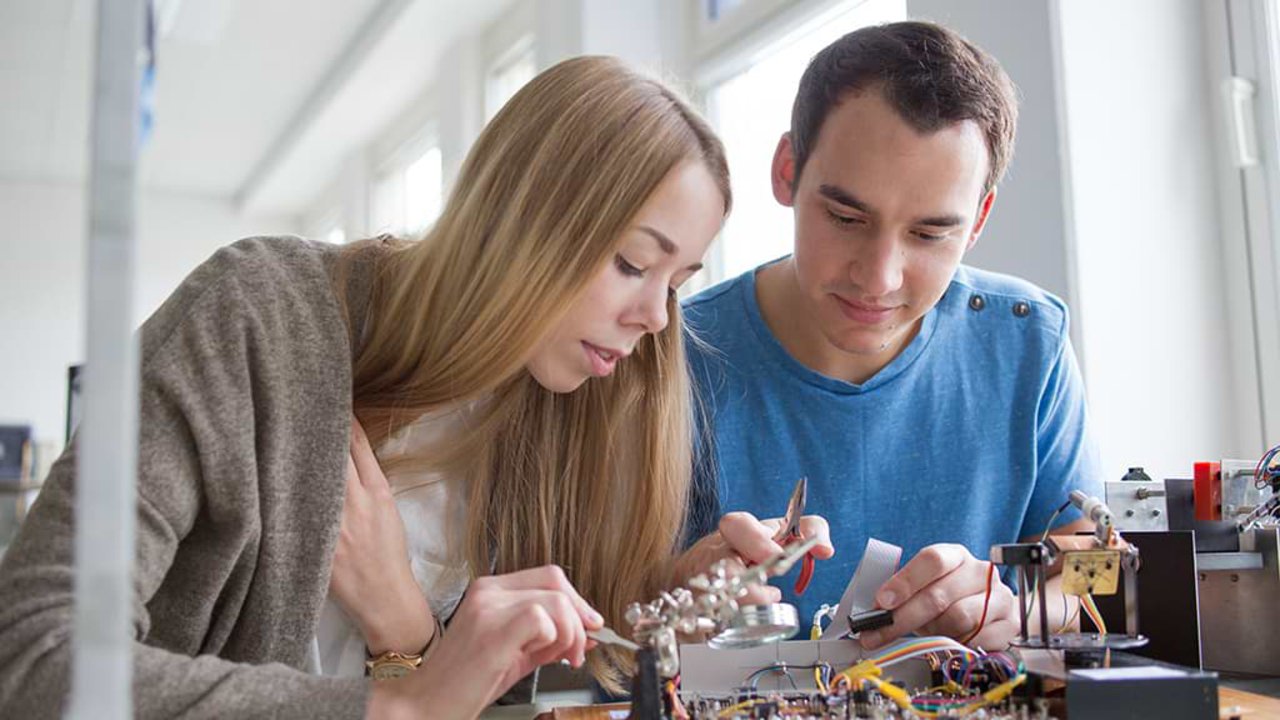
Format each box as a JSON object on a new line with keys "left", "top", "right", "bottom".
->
{"left": 0, "top": 0, "right": 510, "bottom": 215}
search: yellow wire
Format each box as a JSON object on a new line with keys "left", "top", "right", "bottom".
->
{"left": 716, "top": 698, "right": 766, "bottom": 718}
{"left": 836, "top": 658, "right": 883, "bottom": 687}
{"left": 864, "top": 673, "right": 1028, "bottom": 718}
{"left": 809, "top": 620, "right": 824, "bottom": 691}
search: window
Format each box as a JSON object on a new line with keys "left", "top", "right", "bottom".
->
{"left": 306, "top": 207, "right": 347, "bottom": 245}
{"left": 404, "top": 146, "right": 443, "bottom": 232}
{"left": 371, "top": 141, "right": 444, "bottom": 236}
{"left": 324, "top": 225, "right": 346, "bottom": 245}
{"left": 1214, "top": 0, "right": 1280, "bottom": 444}
{"left": 701, "top": 0, "right": 906, "bottom": 284}
{"left": 486, "top": 38, "right": 537, "bottom": 121}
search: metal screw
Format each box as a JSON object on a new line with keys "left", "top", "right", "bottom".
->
{"left": 1125, "top": 509, "right": 1135, "bottom": 517}
{"left": 1199, "top": 572, "right": 1207, "bottom": 581}
{"left": 1232, "top": 574, "right": 1240, "bottom": 583}
{"left": 1152, "top": 509, "right": 1162, "bottom": 517}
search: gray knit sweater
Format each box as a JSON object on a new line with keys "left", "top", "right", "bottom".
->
{"left": 0, "top": 237, "right": 377, "bottom": 718}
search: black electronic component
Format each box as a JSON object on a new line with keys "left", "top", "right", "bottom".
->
{"left": 846, "top": 608, "right": 894, "bottom": 635}
{"left": 1122, "top": 467, "right": 1154, "bottom": 482}
{"left": 628, "top": 647, "right": 663, "bottom": 720}
{"left": 1064, "top": 654, "right": 1218, "bottom": 720}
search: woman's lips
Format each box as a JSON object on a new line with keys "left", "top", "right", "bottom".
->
{"left": 582, "top": 341, "right": 620, "bottom": 376}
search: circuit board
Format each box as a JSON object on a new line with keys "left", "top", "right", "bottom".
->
{"left": 679, "top": 691, "right": 1049, "bottom": 719}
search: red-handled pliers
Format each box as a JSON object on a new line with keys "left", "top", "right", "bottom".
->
{"left": 774, "top": 477, "right": 815, "bottom": 595}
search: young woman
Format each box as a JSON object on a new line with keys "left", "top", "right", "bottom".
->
{"left": 0, "top": 56, "right": 764, "bottom": 720}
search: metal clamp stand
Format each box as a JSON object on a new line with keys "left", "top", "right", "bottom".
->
{"left": 623, "top": 536, "right": 820, "bottom": 718}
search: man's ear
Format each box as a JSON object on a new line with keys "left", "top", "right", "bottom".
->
{"left": 771, "top": 133, "right": 797, "bottom": 207}
{"left": 967, "top": 187, "right": 998, "bottom": 250}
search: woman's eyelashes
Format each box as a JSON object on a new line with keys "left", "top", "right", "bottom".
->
{"left": 618, "top": 254, "right": 680, "bottom": 299}
{"left": 615, "top": 254, "right": 645, "bottom": 278}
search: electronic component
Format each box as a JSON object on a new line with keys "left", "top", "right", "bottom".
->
{"left": 826, "top": 538, "right": 901, "bottom": 639}
{"left": 846, "top": 609, "right": 894, "bottom": 635}
{"left": 610, "top": 485, "right": 1237, "bottom": 720}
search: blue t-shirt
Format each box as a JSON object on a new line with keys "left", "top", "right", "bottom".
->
{"left": 683, "top": 261, "right": 1104, "bottom": 622}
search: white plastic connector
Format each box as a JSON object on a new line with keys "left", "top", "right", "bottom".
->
{"left": 1070, "top": 490, "right": 1114, "bottom": 529}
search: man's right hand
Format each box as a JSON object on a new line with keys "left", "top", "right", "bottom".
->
{"left": 368, "top": 565, "right": 603, "bottom": 720}
{"left": 672, "top": 512, "right": 834, "bottom": 605}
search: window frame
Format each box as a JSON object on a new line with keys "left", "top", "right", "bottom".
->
{"left": 1211, "top": 0, "right": 1280, "bottom": 446}
{"left": 370, "top": 125, "right": 443, "bottom": 237}
{"left": 689, "top": 0, "right": 906, "bottom": 290}
{"left": 484, "top": 33, "right": 537, "bottom": 121}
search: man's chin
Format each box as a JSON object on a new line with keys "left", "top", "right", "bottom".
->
{"left": 831, "top": 338, "right": 896, "bottom": 357}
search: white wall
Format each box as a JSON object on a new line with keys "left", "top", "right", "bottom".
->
{"left": 907, "top": 0, "right": 1077, "bottom": 307}
{"left": 1057, "top": 0, "right": 1239, "bottom": 480}
{"left": 902, "top": 1, "right": 1240, "bottom": 482}
{"left": 0, "top": 180, "right": 298, "bottom": 449}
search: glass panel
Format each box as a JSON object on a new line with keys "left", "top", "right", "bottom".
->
{"left": 404, "top": 146, "right": 443, "bottom": 232}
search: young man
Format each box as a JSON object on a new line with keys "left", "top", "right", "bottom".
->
{"left": 684, "top": 21, "right": 1104, "bottom": 650}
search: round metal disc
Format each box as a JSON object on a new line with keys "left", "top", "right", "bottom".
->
{"left": 1010, "top": 632, "right": 1149, "bottom": 651}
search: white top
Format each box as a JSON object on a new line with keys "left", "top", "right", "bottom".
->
{"left": 310, "top": 409, "right": 472, "bottom": 677}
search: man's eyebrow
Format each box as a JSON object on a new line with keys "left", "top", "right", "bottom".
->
{"left": 638, "top": 226, "right": 703, "bottom": 273}
{"left": 818, "top": 184, "right": 872, "bottom": 214}
{"left": 819, "top": 184, "right": 964, "bottom": 228}
{"left": 916, "top": 213, "right": 966, "bottom": 228}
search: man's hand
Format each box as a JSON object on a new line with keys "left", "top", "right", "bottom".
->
{"left": 672, "top": 512, "right": 835, "bottom": 605}
{"left": 859, "top": 543, "right": 1017, "bottom": 650}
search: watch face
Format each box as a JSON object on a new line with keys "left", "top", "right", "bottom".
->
{"left": 371, "top": 663, "right": 413, "bottom": 681}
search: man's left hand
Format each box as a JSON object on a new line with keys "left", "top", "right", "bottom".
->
{"left": 859, "top": 543, "right": 1017, "bottom": 651}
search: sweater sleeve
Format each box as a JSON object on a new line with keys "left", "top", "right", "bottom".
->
{"left": 0, "top": 238, "right": 371, "bottom": 719}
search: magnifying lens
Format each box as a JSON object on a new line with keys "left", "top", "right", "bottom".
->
{"left": 707, "top": 603, "right": 800, "bottom": 649}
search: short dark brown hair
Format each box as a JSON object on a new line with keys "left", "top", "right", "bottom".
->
{"left": 790, "top": 21, "right": 1018, "bottom": 196}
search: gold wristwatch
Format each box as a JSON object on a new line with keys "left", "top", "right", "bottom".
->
{"left": 365, "top": 649, "right": 425, "bottom": 680}
{"left": 365, "top": 614, "right": 443, "bottom": 680}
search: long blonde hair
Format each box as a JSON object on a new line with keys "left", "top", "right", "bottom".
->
{"left": 343, "top": 56, "right": 730, "bottom": 689}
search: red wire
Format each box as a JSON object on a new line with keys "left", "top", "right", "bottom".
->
{"left": 962, "top": 562, "right": 996, "bottom": 646}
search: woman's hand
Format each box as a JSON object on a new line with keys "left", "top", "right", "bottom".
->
{"left": 671, "top": 512, "right": 834, "bottom": 605}
{"left": 330, "top": 417, "right": 434, "bottom": 655}
{"left": 369, "top": 565, "right": 604, "bottom": 720}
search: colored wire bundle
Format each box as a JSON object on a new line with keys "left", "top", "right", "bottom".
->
{"left": 939, "top": 650, "right": 1021, "bottom": 688}
{"left": 865, "top": 636, "right": 979, "bottom": 669}
{"left": 1080, "top": 594, "right": 1107, "bottom": 635}
{"left": 1253, "top": 443, "right": 1280, "bottom": 490}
